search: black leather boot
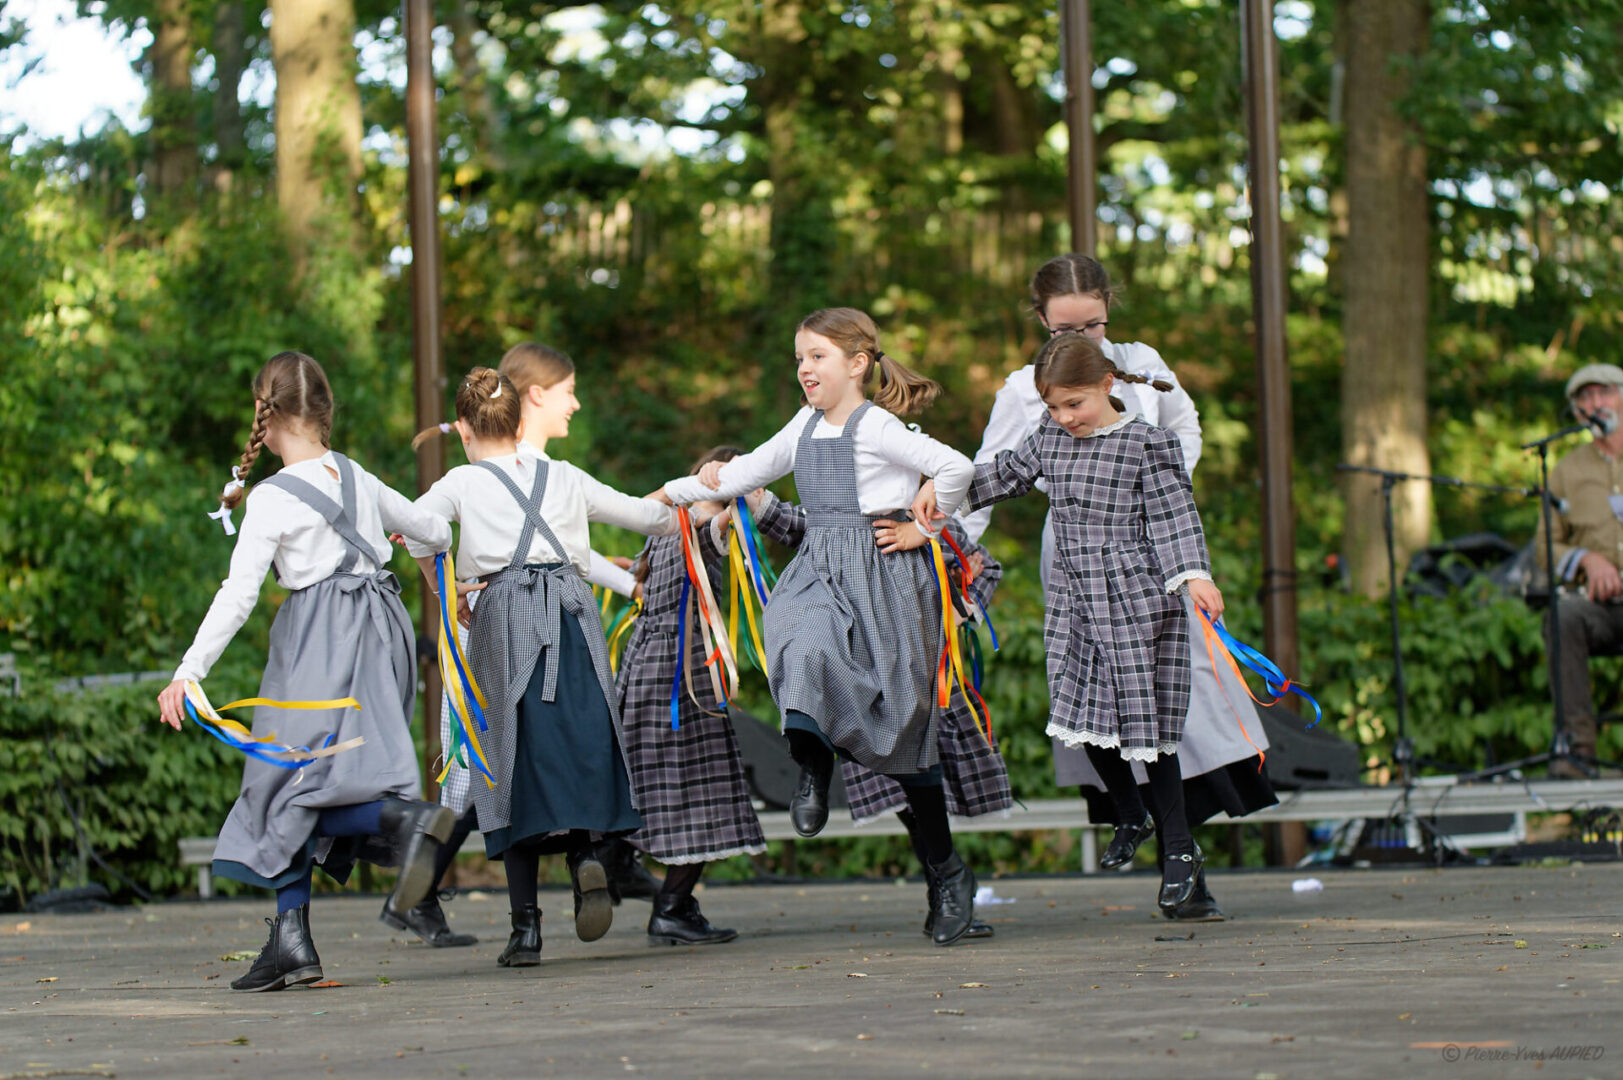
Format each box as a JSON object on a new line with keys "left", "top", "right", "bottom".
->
{"left": 596, "top": 838, "right": 662, "bottom": 904}
{"left": 786, "top": 733, "right": 834, "bottom": 838}
{"left": 1098, "top": 813, "right": 1155, "bottom": 871}
{"left": 396, "top": 889, "right": 478, "bottom": 947}
{"left": 497, "top": 905, "right": 542, "bottom": 967}
{"left": 231, "top": 905, "right": 323, "bottom": 992}
{"left": 921, "top": 869, "right": 994, "bottom": 939}
{"left": 1157, "top": 846, "right": 1206, "bottom": 914}
{"left": 647, "top": 893, "right": 738, "bottom": 945}
{"left": 928, "top": 853, "right": 977, "bottom": 946}
{"left": 566, "top": 849, "right": 614, "bottom": 942}
{"left": 1165, "top": 869, "right": 1225, "bottom": 922}
{"left": 378, "top": 800, "right": 456, "bottom": 930}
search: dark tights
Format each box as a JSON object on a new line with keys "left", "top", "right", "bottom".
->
{"left": 1083, "top": 744, "right": 1194, "bottom": 861}
{"left": 658, "top": 862, "right": 705, "bottom": 901}
{"left": 274, "top": 801, "right": 389, "bottom": 913}
{"left": 503, "top": 842, "right": 543, "bottom": 911}
{"left": 432, "top": 805, "right": 479, "bottom": 887}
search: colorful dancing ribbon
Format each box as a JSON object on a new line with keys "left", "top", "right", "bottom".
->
{"left": 734, "top": 497, "right": 778, "bottom": 604}
{"left": 434, "top": 551, "right": 496, "bottom": 788}
{"left": 927, "top": 538, "right": 994, "bottom": 746}
{"left": 605, "top": 595, "right": 641, "bottom": 674}
{"left": 669, "top": 507, "right": 742, "bottom": 729}
{"left": 1196, "top": 607, "right": 1325, "bottom": 769}
{"left": 938, "top": 529, "right": 1001, "bottom": 652}
{"left": 181, "top": 681, "right": 364, "bottom": 769}
{"left": 727, "top": 522, "right": 770, "bottom": 677}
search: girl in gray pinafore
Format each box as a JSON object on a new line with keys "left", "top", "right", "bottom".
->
{"left": 659, "top": 307, "right": 985, "bottom": 946}
{"left": 408, "top": 366, "right": 676, "bottom": 968}
{"left": 157, "top": 352, "right": 457, "bottom": 993}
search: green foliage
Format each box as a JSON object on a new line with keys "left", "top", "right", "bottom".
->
{"left": 0, "top": 681, "right": 244, "bottom": 909}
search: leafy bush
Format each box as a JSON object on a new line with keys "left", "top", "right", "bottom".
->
{"left": 0, "top": 681, "right": 243, "bottom": 910}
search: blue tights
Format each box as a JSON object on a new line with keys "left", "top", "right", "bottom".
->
{"left": 274, "top": 801, "right": 388, "bottom": 913}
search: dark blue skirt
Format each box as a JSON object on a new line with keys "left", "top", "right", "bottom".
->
{"left": 484, "top": 613, "right": 642, "bottom": 857}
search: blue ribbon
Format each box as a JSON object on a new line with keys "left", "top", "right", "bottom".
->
{"left": 735, "top": 497, "right": 774, "bottom": 604}
{"left": 182, "top": 697, "right": 337, "bottom": 771}
{"left": 436, "top": 553, "right": 496, "bottom": 785}
{"left": 1198, "top": 608, "right": 1323, "bottom": 727}
{"left": 670, "top": 575, "right": 691, "bottom": 731}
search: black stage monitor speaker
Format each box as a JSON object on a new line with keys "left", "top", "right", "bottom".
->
{"left": 729, "top": 706, "right": 848, "bottom": 810}
{"left": 1257, "top": 706, "right": 1363, "bottom": 789}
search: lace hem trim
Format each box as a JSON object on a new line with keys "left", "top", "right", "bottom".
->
{"left": 1165, "top": 569, "right": 1214, "bottom": 595}
{"left": 644, "top": 842, "right": 768, "bottom": 866}
{"left": 1046, "top": 723, "right": 1178, "bottom": 762}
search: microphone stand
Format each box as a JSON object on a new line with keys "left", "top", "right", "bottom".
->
{"left": 1462, "top": 423, "right": 1601, "bottom": 782}
{"left": 1336, "top": 464, "right": 1536, "bottom": 863}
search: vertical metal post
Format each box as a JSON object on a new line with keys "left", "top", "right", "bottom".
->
{"left": 1240, "top": 0, "right": 1300, "bottom": 675}
{"left": 1060, "top": 0, "right": 1097, "bottom": 255}
{"left": 405, "top": 0, "right": 445, "bottom": 795}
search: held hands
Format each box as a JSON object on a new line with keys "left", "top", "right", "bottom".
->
{"left": 910, "top": 479, "right": 944, "bottom": 531}
{"left": 873, "top": 518, "right": 928, "bottom": 554}
{"left": 157, "top": 679, "right": 188, "bottom": 731}
{"left": 455, "top": 581, "right": 485, "bottom": 629}
{"left": 1579, "top": 552, "right": 1623, "bottom": 603}
{"left": 645, "top": 487, "right": 674, "bottom": 506}
{"left": 1187, "top": 579, "right": 1225, "bottom": 621}
{"left": 697, "top": 460, "right": 725, "bottom": 490}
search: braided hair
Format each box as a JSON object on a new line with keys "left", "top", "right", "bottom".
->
{"left": 223, "top": 351, "right": 333, "bottom": 509}
{"left": 1032, "top": 332, "right": 1173, "bottom": 397}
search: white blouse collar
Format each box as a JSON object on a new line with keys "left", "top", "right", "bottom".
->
{"left": 1086, "top": 412, "right": 1141, "bottom": 439}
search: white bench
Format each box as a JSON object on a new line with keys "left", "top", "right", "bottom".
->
{"left": 176, "top": 776, "right": 1623, "bottom": 890}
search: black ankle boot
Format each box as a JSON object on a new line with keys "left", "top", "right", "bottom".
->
{"left": 928, "top": 853, "right": 977, "bottom": 946}
{"left": 231, "top": 905, "right": 323, "bottom": 992}
{"left": 1166, "top": 870, "right": 1225, "bottom": 922}
{"left": 497, "top": 905, "right": 542, "bottom": 967}
{"left": 596, "top": 838, "right": 662, "bottom": 904}
{"left": 1157, "top": 846, "right": 1205, "bottom": 914}
{"left": 921, "top": 870, "right": 995, "bottom": 940}
{"left": 1099, "top": 813, "right": 1155, "bottom": 871}
{"left": 789, "top": 763, "right": 832, "bottom": 837}
{"left": 566, "top": 849, "right": 614, "bottom": 942}
{"left": 396, "top": 889, "right": 478, "bottom": 947}
{"left": 647, "top": 893, "right": 738, "bottom": 945}
{"left": 378, "top": 800, "right": 456, "bottom": 930}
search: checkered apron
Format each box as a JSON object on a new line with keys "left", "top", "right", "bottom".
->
{"left": 462, "top": 459, "right": 633, "bottom": 836}
{"left": 761, "top": 402, "right": 943, "bottom": 775}
{"left": 968, "top": 418, "right": 1207, "bottom": 761}
{"left": 615, "top": 528, "right": 767, "bottom": 864}
{"left": 841, "top": 519, "right": 1013, "bottom": 820}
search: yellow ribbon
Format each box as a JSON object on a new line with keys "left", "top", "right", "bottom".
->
{"left": 434, "top": 549, "right": 495, "bottom": 787}
{"left": 727, "top": 525, "right": 770, "bottom": 677}
{"left": 182, "top": 681, "right": 365, "bottom": 762}
{"left": 929, "top": 538, "right": 992, "bottom": 745}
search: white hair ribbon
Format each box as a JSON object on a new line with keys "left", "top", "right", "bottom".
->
{"left": 489, "top": 381, "right": 503, "bottom": 398}
{"left": 207, "top": 466, "right": 246, "bottom": 536}
{"left": 439, "top": 421, "right": 452, "bottom": 434}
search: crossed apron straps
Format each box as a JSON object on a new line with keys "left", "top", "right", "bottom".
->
{"left": 473, "top": 458, "right": 566, "bottom": 568}
{"left": 257, "top": 452, "right": 375, "bottom": 575}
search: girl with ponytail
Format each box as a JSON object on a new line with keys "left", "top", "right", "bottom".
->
{"left": 655, "top": 307, "right": 987, "bottom": 947}
{"left": 405, "top": 366, "right": 678, "bottom": 969}
{"left": 157, "top": 351, "right": 457, "bottom": 992}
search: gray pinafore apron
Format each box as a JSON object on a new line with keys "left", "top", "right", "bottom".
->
{"left": 465, "top": 458, "right": 640, "bottom": 856}
{"left": 212, "top": 452, "right": 419, "bottom": 889}
{"left": 761, "top": 402, "right": 943, "bottom": 775}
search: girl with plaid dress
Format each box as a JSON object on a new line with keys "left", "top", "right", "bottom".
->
{"left": 408, "top": 367, "right": 677, "bottom": 968}
{"left": 920, "top": 331, "right": 1225, "bottom": 914}
{"left": 657, "top": 308, "right": 986, "bottom": 946}
{"left": 617, "top": 447, "right": 768, "bottom": 945}
{"left": 964, "top": 252, "right": 1276, "bottom": 921}
{"left": 751, "top": 496, "right": 1009, "bottom": 940}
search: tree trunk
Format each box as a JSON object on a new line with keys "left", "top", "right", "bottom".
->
{"left": 148, "top": 0, "right": 197, "bottom": 198}
{"left": 449, "top": 0, "right": 505, "bottom": 173}
{"left": 1338, "top": 0, "right": 1432, "bottom": 597}
{"left": 269, "top": 0, "right": 365, "bottom": 264}
{"left": 211, "top": 0, "right": 248, "bottom": 191}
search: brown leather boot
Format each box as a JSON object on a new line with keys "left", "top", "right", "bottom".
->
{"left": 1550, "top": 713, "right": 1599, "bottom": 779}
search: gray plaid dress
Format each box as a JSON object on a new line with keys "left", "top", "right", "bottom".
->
{"left": 760, "top": 402, "right": 944, "bottom": 775}
{"left": 755, "top": 498, "right": 1012, "bottom": 820}
{"left": 464, "top": 459, "right": 641, "bottom": 856}
{"left": 965, "top": 415, "right": 1210, "bottom": 761}
{"left": 615, "top": 523, "right": 767, "bottom": 865}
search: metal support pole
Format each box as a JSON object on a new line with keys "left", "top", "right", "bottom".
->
{"left": 405, "top": 0, "right": 445, "bottom": 795}
{"left": 1240, "top": 0, "right": 1300, "bottom": 675}
{"left": 1060, "top": 0, "right": 1097, "bottom": 255}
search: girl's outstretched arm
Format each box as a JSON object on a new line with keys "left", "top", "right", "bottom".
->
{"left": 1142, "top": 425, "right": 1215, "bottom": 598}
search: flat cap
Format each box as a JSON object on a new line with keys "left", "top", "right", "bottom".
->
{"left": 1565, "top": 363, "right": 1623, "bottom": 399}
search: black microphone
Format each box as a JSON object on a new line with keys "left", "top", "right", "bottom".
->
{"left": 1581, "top": 408, "right": 1620, "bottom": 438}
